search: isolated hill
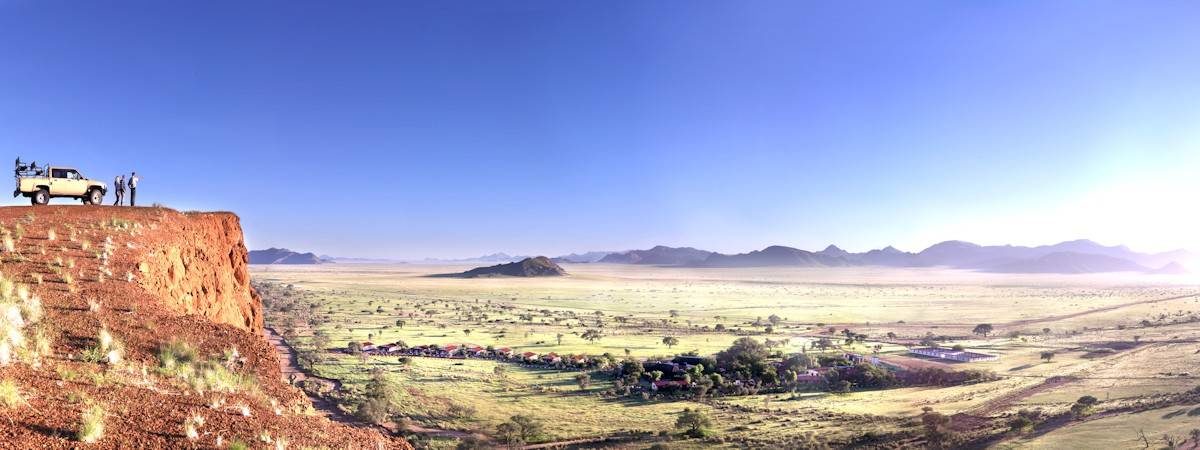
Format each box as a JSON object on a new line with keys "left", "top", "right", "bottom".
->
{"left": 0, "top": 206, "right": 408, "bottom": 449}
{"left": 249, "top": 247, "right": 326, "bottom": 264}
{"left": 454, "top": 256, "right": 567, "bottom": 278}
{"left": 701, "top": 245, "right": 850, "bottom": 267}
{"left": 987, "top": 251, "right": 1150, "bottom": 274}
{"left": 599, "top": 246, "right": 714, "bottom": 265}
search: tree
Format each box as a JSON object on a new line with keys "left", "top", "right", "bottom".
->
{"left": 1070, "top": 395, "right": 1098, "bottom": 418}
{"left": 619, "top": 359, "right": 645, "bottom": 384}
{"left": 574, "top": 373, "right": 591, "bottom": 390}
{"left": 675, "top": 408, "right": 713, "bottom": 438}
{"left": 768, "top": 314, "right": 782, "bottom": 326}
{"left": 715, "top": 337, "right": 769, "bottom": 368}
{"left": 814, "top": 337, "right": 834, "bottom": 351}
{"left": 311, "top": 332, "right": 331, "bottom": 350}
{"left": 1040, "top": 351, "right": 1055, "bottom": 363}
{"left": 972, "top": 324, "right": 994, "bottom": 338}
{"left": 358, "top": 368, "right": 397, "bottom": 425}
{"left": 581, "top": 329, "right": 603, "bottom": 343}
{"left": 1008, "top": 409, "right": 1040, "bottom": 434}
{"left": 714, "top": 324, "right": 726, "bottom": 332}
{"left": 497, "top": 415, "right": 543, "bottom": 446}
{"left": 662, "top": 336, "right": 680, "bottom": 349}
{"left": 347, "top": 341, "right": 363, "bottom": 353}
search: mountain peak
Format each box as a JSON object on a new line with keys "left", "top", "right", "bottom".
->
{"left": 1151, "top": 261, "right": 1189, "bottom": 275}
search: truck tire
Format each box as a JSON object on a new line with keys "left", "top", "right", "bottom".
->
{"left": 85, "top": 189, "right": 103, "bottom": 205}
{"left": 32, "top": 189, "right": 49, "bottom": 206}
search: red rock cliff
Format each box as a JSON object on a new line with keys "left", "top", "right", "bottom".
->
{"left": 137, "top": 211, "right": 264, "bottom": 333}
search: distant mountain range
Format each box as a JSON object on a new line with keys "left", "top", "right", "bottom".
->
{"left": 599, "top": 246, "right": 714, "bottom": 265}
{"left": 317, "top": 255, "right": 403, "bottom": 264}
{"left": 588, "top": 240, "right": 1192, "bottom": 274}
{"left": 258, "top": 239, "right": 1193, "bottom": 274}
{"left": 442, "top": 256, "right": 566, "bottom": 278}
{"left": 249, "top": 248, "right": 327, "bottom": 265}
{"left": 551, "top": 251, "right": 614, "bottom": 264}
{"left": 422, "top": 252, "right": 532, "bottom": 264}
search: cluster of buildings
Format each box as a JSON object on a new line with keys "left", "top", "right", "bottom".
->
{"left": 354, "top": 341, "right": 596, "bottom": 368}
{"left": 908, "top": 347, "right": 999, "bottom": 362}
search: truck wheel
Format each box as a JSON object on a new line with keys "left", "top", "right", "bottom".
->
{"left": 32, "top": 189, "right": 49, "bottom": 206}
{"left": 85, "top": 189, "right": 103, "bottom": 205}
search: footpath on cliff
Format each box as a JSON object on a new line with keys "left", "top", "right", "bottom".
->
{"left": 0, "top": 205, "right": 410, "bottom": 449}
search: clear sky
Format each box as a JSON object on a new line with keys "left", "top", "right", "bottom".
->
{"left": 2, "top": 1, "right": 1198, "bottom": 258}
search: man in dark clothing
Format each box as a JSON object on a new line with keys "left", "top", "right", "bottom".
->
{"left": 128, "top": 172, "right": 140, "bottom": 206}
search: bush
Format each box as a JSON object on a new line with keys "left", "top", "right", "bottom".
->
{"left": 157, "top": 339, "right": 198, "bottom": 370}
{"left": 77, "top": 403, "right": 105, "bottom": 443}
{"left": 0, "top": 379, "right": 27, "bottom": 408}
{"left": 1070, "top": 395, "right": 1098, "bottom": 418}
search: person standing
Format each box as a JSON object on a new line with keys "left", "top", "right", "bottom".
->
{"left": 112, "top": 174, "right": 125, "bottom": 206}
{"left": 128, "top": 172, "right": 140, "bottom": 206}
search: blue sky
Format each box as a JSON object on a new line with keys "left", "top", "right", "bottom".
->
{"left": 2, "top": 1, "right": 1198, "bottom": 258}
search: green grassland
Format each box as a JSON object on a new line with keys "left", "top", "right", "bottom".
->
{"left": 253, "top": 263, "right": 1200, "bottom": 448}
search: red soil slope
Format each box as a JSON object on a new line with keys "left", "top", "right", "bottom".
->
{"left": 0, "top": 206, "right": 410, "bottom": 449}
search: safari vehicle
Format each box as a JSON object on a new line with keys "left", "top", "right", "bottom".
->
{"left": 13, "top": 158, "right": 108, "bottom": 205}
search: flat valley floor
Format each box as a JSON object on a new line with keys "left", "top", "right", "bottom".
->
{"left": 252, "top": 263, "right": 1200, "bottom": 449}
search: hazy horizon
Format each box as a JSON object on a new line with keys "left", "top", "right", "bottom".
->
{"left": 313, "top": 237, "right": 1191, "bottom": 263}
{"left": 4, "top": 1, "right": 1198, "bottom": 259}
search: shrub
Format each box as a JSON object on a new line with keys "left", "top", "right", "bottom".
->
{"left": 184, "top": 414, "right": 204, "bottom": 440}
{"left": 0, "top": 379, "right": 27, "bottom": 408}
{"left": 1070, "top": 395, "right": 1098, "bottom": 418}
{"left": 157, "top": 340, "right": 254, "bottom": 394}
{"left": 77, "top": 403, "right": 105, "bottom": 443}
{"left": 157, "top": 340, "right": 198, "bottom": 370}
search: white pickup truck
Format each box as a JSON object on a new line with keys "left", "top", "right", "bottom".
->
{"left": 13, "top": 160, "right": 107, "bottom": 205}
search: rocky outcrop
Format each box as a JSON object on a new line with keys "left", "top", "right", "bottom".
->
{"left": 453, "top": 256, "right": 567, "bottom": 278}
{"left": 249, "top": 247, "right": 326, "bottom": 264}
{"left": 137, "top": 211, "right": 264, "bottom": 333}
